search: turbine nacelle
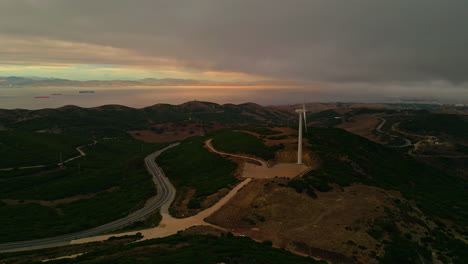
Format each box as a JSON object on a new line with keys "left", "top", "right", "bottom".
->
{"left": 295, "top": 104, "right": 308, "bottom": 133}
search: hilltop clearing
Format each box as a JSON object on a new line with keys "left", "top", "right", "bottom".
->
{"left": 207, "top": 127, "right": 467, "bottom": 263}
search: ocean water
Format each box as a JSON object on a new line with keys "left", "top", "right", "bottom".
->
{"left": 0, "top": 86, "right": 392, "bottom": 110}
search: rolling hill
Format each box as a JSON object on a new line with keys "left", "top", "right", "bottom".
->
{"left": 0, "top": 101, "right": 292, "bottom": 138}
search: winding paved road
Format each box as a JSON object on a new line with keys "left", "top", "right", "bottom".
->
{"left": 376, "top": 116, "right": 468, "bottom": 158}
{"left": 0, "top": 143, "right": 179, "bottom": 253}
{"left": 375, "top": 116, "right": 412, "bottom": 148}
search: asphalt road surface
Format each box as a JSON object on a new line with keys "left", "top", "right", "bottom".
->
{"left": 0, "top": 143, "right": 179, "bottom": 253}
{"left": 375, "top": 116, "right": 412, "bottom": 148}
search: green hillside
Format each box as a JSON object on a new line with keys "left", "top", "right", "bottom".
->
{"left": 6, "top": 106, "right": 152, "bottom": 138}
{"left": 211, "top": 130, "right": 283, "bottom": 160}
{"left": 304, "top": 127, "right": 467, "bottom": 226}
{"left": 288, "top": 127, "right": 468, "bottom": 263}
{"left": 0, "top": 140, "right": 165, "bottom": 243}
{"left": 399, "top": 113, "right": 468, "bottom": 139}
{"left": 0, "top": 131, "right": 90, "bottom": 168}
{"left": 0, "top": 234, "right": 325, "bottom": 264}
{"left": 157, "top": 136, "right": 238, "bottom": 208}
{"left": 2, "top": 102, "right": 292, "bottom": 138}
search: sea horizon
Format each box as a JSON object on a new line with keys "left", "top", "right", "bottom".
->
{"left": 1, "top": 86, "right": 462, "bottom": 110}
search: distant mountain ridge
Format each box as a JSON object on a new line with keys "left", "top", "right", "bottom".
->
{"left": 0, "top": 101, "right": 293, "bottom": 137}
{"left": 0, "top": 76, "right": 293, "bottom": 87}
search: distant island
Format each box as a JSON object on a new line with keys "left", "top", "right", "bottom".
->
{"left": 0, "top": 76, "right": 295, "bottom": 88}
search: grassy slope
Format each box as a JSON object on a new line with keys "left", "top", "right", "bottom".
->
{"left": 399, "top": 113, "right": 468, "bottom": 139}
{"left": 42, "top": 234, "right": 325, "bottom": 264}
{"left": 4, "top": 103, "right": 285, "bottom": 138}
{"left": 306, "top": 110, "right": 342, "bottom": 127}
{"left": 0, "top": 140, "right": 165, "bottom": 243}
{"left": 297, "top": 127, "right": 467, "bottom": 263}
{"left": 211, "top": 130, "right": 281, "bottom": 160}
{"left": 305, "top": 128, "right": 467, "bottom": 226}
{"left": 157, "top": 136, "right": 238, "bottom": 205}
{"left": 0, "top": 131, "right": 90, "bottom": 168}
{"left": 6, "top": 107, "right": 152, "bottom": 138}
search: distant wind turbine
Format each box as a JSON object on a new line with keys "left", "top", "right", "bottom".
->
{"left": 295, "top": 104, "right": 307, "bottom": 164}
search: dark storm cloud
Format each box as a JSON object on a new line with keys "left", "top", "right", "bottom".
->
{"left": 1, "top": 0, "right": 468, "bottom": 84}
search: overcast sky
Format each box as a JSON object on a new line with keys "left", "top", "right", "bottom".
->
{"left": 1, "top": 0, "right": 467, "bottom": 102}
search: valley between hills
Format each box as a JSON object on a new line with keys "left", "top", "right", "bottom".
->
{"left": 0, "top": 101, "right": 467, "bottom": 264}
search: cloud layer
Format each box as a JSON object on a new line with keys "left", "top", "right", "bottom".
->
{"left": 1, "top": 0, "right": 468, "bottom": 100}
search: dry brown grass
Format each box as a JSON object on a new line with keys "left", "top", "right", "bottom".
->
{"left": 206, "top": 179, "right": 403, "bottom": 264}
{"left": 242, "top": 163, "right": 309, "bottom": 179}
{"left": 178, "top": 225, "right": 227, "bottom": 236}
{"left": 337, "top": 114, "right": 383, "bottom": 143}
{"left": 169, "top": 185, "right": 234, "bottom": 218}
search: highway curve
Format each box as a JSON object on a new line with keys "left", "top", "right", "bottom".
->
{"left": 375, "top": 116, "right": 412, "bottom": 148}
{"left": 0, "top": 143, "right": 179, "bottom": 253}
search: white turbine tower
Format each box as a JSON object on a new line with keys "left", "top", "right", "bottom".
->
{"left": 295, "top": 104, "right": 307, "bottom": 164}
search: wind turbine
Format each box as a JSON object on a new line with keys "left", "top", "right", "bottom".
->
{"left": 295, "top": 104, "right": 307, "bottom": 164}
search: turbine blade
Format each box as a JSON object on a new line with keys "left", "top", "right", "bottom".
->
{"left": 303, "top": 111, "right": 308, "bottom": 133}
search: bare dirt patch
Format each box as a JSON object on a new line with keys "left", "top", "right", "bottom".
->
{"left": 178, "top": 225, "right": 227, "bottom": 236}
{"left": 206, "top": 179, "right": 403, "bottom": 264}
{"left": 169, "top": 186, "right": 232, "bottom": 218}
{"left": 276, "top": 147, "right": 318, "bottom": 168}
{"left": 168, "top": 186, "right": 197, "bottom": 218}
{"left": 337, "top": 114, "right": 382, "bottom": 143}
{"left": 235, "top": 127, "right": 319, "bottom": 168}
{"left": 242, "top": 163, "right": 309, "bottom": 179}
